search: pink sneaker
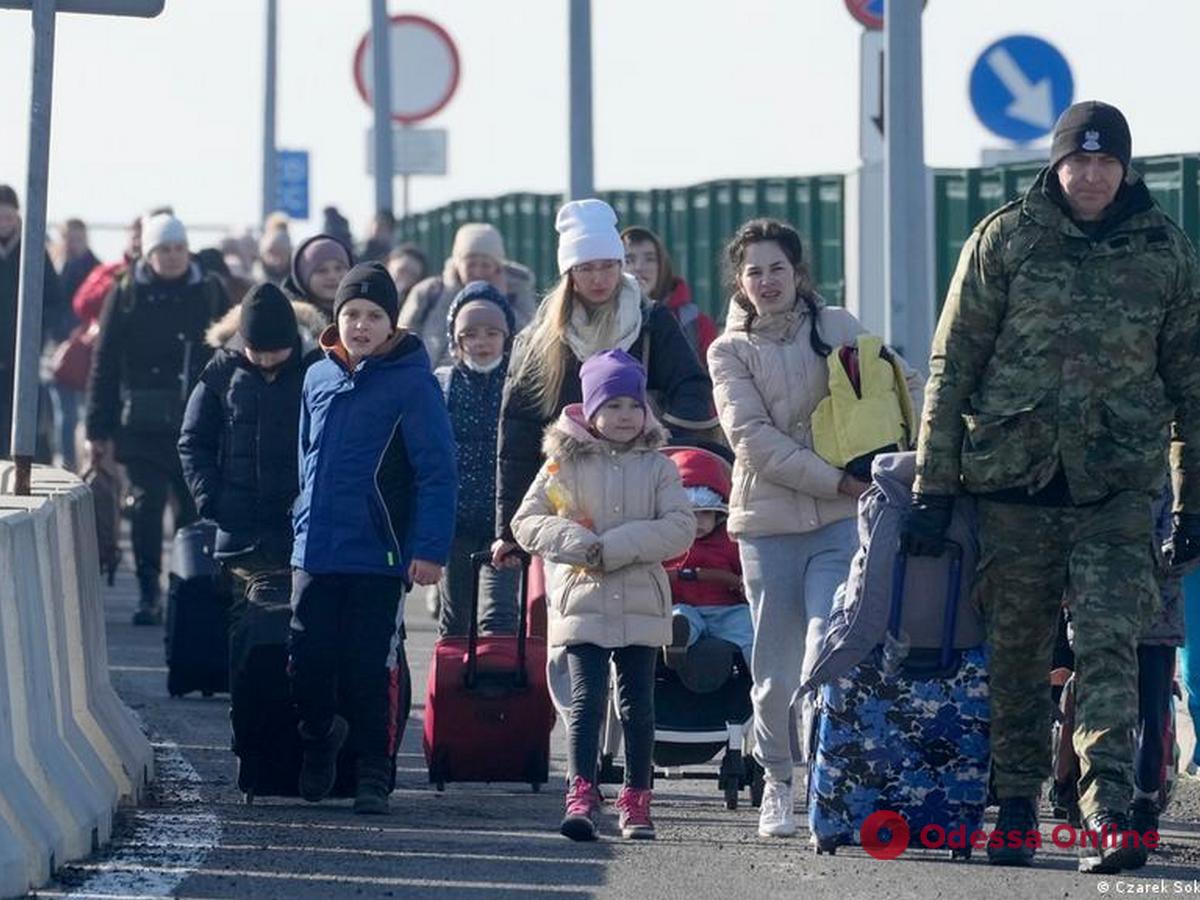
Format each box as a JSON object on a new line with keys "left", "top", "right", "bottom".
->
{"left": 561, "top": 776, "right": 600, "bottom": 841}
{"left": 616, "top": 786, "right": 656, "bottom": 840}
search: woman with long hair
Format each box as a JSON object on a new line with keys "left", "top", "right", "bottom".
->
{"left": 491, "top": 199, "right": 717, "bottom": 565}
{"left": 708, "top": 218, "right": 923, "bottom": 839}
{"left": 621, "top": 225, "right": 717, "bottom": 370}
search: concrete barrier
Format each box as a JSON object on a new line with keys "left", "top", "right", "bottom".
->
{"left": 0, "top": 464, "right": 154, "bottom": 898}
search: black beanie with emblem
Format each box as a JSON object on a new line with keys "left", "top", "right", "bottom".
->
{"left": 334, "top": 261, "right": 399, "bottom": 327}
{"left": 239, "top": 282, "right": 298, "bottom": 352}
{"left": 1049, "top": 101, "right": 1132, "bottom": 173}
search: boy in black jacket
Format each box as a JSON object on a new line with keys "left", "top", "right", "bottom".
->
{"left": 177, "top": 283, "right": 318, "bottom": 790}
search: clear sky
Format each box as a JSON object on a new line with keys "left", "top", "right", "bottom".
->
{"left": 2, "top": 0, "right": 1198, "bottom": 259}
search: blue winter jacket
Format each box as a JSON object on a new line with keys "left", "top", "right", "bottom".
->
{"left": 291, "top": 326, "right": 457, "bottom": 581}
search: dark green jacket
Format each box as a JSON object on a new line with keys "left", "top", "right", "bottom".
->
{"left": 914, "top": 168, "right": 1200, "bottom": 510}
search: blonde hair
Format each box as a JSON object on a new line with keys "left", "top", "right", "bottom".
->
{"left": 513, "top": 273, "right": 622, "bottom": 419}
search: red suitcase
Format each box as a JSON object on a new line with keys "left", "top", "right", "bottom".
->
{"left": 423, "top": 551, "right": 556, "bottom": 791}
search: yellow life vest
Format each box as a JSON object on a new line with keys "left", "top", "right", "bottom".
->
{"left": 811, "top": 334, "right": 914, "bottom": 470}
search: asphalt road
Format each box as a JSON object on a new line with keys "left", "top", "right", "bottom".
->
{"left": 28, "top": 563, "right": 1200, "bottom": 900}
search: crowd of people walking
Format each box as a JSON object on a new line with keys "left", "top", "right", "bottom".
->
{"left": 2, "top": 99, "right": 1199, "bottom": 873}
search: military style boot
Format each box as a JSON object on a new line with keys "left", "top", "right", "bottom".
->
{"left": 1078, "top": 810, "right": 1149, "bottom": 874}
{"left": 987, "top": 797, "right": 1039, "bottom": 866}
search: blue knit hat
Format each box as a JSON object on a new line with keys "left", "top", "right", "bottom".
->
{"left": 580, "top": 349, "right": 647, "bottom": 420}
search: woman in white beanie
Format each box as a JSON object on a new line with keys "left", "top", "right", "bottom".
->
{"left": 492, "top": 198, "right": 717, "bottom": 564}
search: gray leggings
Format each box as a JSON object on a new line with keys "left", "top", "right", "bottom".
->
{"left": 565, "top": 643, "right": 657, "bottom": 789}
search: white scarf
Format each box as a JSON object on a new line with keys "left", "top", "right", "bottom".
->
{"left": 565, "top": 273, "right": 643, "bottom": 362}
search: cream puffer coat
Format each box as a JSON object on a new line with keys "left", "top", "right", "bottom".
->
{"left": 512, "top": 405, "right": 695, "bottom": 649}
{"left": 707, "top": 297, "right": 925, "bottom": 539}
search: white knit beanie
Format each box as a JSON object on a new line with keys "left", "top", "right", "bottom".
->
{"left": 452, "top": 223, "right": 506, "bottom": 264}
{"left": 142, "top": 212, "right": 188, "bottom": 256}
{"left": 555, "top": 199, "right": 624, "bottom": 274}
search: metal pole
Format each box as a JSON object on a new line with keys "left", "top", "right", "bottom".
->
{"left": 883, "top": 0, "right": 932, "bottom": 369}
{"left": 261, "top": 0, "right": 277, "bottom": 223}
{"left": 567, "top": 0, "right": 594, "bottom": 200}
{"left": 10, "top": 0, "right": 56, "bottom": 495}
{"left": 371, "top": 0, "right": 394, "bottom": 216}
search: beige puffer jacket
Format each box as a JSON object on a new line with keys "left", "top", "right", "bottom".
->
{"left": 707, "top": 297, "right": 925, "bottom": 539}
{"left": 512, "top": 405, "right": 695, "bottom": 649}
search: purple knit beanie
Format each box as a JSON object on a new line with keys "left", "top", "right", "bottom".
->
{"left": 580, "top": 349, "right": 648, "bottom": 421}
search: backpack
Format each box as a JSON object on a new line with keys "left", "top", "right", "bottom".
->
{"left": 810, "top": 334, "right": 915, "bottom": 481}
{"left": 801, "top": 451, "right": 983, "bottom": 693}
{"left": 83, "top": 463, "right": 122, "bottom": 585}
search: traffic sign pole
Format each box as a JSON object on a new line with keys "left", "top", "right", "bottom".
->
{"left": 567, "top": 0, "right": 594, "bottom": 201}
{"left": 261, "top": 0, "right": 277, "bottom": 223}
{"left": 370, "top": 0, "right": 395, "bottom": 216}
{"left": 883, "top": 0, "right": 932, "bottom": 369}
{"left": 11, "top": 0, "right": 57, "bottom": 495}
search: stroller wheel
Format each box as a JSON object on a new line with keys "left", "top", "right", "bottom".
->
{"left": 724, "top": 781, "right": 739, "bottom": 810}
{"left": 951, "top": 847, "right": 972, "bottom": 861}
{"left": 747, "top": 759, "right": 765, "bottom": 808}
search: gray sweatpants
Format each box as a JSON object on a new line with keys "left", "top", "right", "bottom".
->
{"left": 740, "top": 519, "right": 858, "bottom": 784}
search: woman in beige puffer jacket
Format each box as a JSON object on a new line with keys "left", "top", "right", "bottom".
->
{"left": 707, "top": 218, "right": 924, "bottom": 838}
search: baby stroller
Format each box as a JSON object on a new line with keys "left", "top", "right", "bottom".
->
{"left": 648, "top": 634, "right": 763, "bottom": 809}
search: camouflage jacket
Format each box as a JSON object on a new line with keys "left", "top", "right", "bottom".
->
{"left": 914, "top": 168, "right": 1200, "bottom": 510}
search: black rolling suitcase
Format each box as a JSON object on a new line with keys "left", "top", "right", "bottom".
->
{"left": 232, "top": 571, "right": 413, "bottom": 804}
{"left": 164, "top": 520, "right": 231, "bottom": 697}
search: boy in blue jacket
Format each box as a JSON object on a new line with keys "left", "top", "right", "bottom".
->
{"left": 290, "top": 261, "right": 456, "bottom": 815}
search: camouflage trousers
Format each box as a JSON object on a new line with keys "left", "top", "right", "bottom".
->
{"left": 976, "top": 491, "right": 1159, "bottom": 818}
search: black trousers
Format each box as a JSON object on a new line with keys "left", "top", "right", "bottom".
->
{"left": 565, "top": 643, "right": 657, "bottom": 790}
{"left": 1135, "top": 644, "right": 1176, "bottom": 795}
{"left": 124, "top": 452, "right": 196, "bottom": 581}
{"left": 289, "top": 570, "right": 405, "bottom": 759}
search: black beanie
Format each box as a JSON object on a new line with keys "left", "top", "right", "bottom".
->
{"left": 334, "top": 261, "right": 399, "bottom": 327}
{"left": 1049, "top": 101, "right": 1132, "bottom": 173}
{"left": 239, "top": 282, "right": 298, "bottom": 351}
{"left": 0, "top": 185, "right": 18, "bottom": 209}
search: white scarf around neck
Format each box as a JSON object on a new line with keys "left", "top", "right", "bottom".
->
{"left": 565, "top": 273, "right": 644, "bottom": 362}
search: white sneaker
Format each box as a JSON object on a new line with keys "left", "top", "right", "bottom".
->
{"left": 758, "top": 779, "right": 797, "bottom": 837}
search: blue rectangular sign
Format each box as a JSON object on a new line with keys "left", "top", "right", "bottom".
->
{"left": 274, "top": 149, "right": 310, "bottom": 221}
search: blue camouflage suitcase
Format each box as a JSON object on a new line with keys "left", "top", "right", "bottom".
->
{"left": 808, "top": 544, "right": 990, "bottom": 859}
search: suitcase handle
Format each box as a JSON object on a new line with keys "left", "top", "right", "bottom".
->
{"left": 887, "top": 539, "right": 963, "bottom": 672}
{"left": 466, "top": 549, "right": 532, "bottom": 690}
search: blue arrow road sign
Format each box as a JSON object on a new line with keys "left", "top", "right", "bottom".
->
{"left": 969, "top": 35, "right": 1074, "bottom": 143}
{"left": 274, "top": 149, "right": 310, "bottom": 220}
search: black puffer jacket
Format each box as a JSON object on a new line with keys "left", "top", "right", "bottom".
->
{"left": 177, "top": 337, "right": 319, "bottom": 562}
{"left": 495, "top": 297, "right": 718, "bottom": 541}
{"left": 85, "top": 260, "right": 228, "bottom": 461}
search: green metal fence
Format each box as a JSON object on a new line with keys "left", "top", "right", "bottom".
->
{"left": 398, "top": 154, "right": 1200, "bottom": 322}
{"left": 397, "top": 176, "right": 846, "bottom": 321}
{"left": 933, "top": 154, "right": 1200, "bottom": 307}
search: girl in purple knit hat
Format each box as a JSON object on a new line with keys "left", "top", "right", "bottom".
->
{"left": 512, "top": 348, "right": 695, "bottom": 842}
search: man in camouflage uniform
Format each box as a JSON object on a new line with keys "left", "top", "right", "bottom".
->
{"left": 900, "top": 101, "right": 1200, "bottom": 874}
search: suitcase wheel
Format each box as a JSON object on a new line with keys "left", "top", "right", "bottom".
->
{"left": 243, "top": 791, "right": 255, "bottom": 806}
{"left": 202, "top": 691, "right": 214, "bottom": 698}
{"left": 531, "top": 782, "right": 541, "bottom": 794}
{"left": 951, "top": 847, "right": 971, "bottom": 861}
{"left": 812, "top": 835, "right": 840, "bottom": 855}
{"left": 435, "top": 781, "right": 445, "bottom": 793}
